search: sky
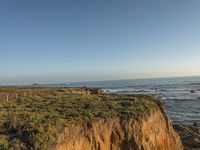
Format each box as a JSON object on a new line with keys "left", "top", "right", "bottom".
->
{"left": 0, "top": 0, "right": 200, "bottom": 84}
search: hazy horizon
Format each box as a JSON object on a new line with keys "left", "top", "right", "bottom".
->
{"left": 1, "top": 0, "right": 200, "bottom": 84}
{"left": 1, "top": 75, "right": 200, "bottom": 86}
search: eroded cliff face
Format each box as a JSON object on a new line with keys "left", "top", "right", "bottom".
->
{"left": 55, "top": 107, "right": 183, "bottom": 150}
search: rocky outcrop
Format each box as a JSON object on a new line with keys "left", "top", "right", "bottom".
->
{"left": 55, "top": 108, "right": 183, "bottom": 150}
{"left": 174, "top": 124, "right": 200, "bottom": 150}
{"left": 59, "top": 87, "right": 104, "bottom": 95}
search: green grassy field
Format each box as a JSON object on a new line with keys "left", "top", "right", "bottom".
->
{"left": 0, "top": 87, "right": 159, "bottom": 150}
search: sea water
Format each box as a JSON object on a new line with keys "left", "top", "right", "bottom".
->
{"left": 66, "top": 76, "right": 200, "bottom": 125}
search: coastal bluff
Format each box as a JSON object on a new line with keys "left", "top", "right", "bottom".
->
{"left": 56, "top": 104, "right": 183, "bottom": 150}
{"left": 0, "top": 87, "right": 182, "bottom": 150}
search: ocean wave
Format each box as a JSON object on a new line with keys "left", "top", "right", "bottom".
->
{"left": 105, "top": 88, "right": 198, "bottom": 93}
{"left": 188, "top": 82, "right": 200, "bottom": 85}
{"left": 105, "top": 88, "right": 154, "bottom": 93}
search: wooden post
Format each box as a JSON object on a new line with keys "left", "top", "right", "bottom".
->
{"left": 6, "top": 94, "right": 9, "bottom": 101}
{"left": 30, "top": 91, "right": 32, "bottom": 97}
{"left": 16, "top": 93, "right": 18, "bottom": 99}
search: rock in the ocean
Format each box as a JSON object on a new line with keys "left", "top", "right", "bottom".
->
{"left": 193, "top": 122, "right": 200, "bottom": 127}
{"left": 174, "top": 124, "right": 200, "bottom": 150}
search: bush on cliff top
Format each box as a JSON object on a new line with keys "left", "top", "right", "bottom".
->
{"left": 0, "top": 87, "right": 159, "bottom": 150}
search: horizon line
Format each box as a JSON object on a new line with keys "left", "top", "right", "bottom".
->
{"left": 1, "top": 74, "right": 200, "bottom": 86}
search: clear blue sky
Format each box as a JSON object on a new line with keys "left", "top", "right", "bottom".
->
{"left": 1, "top": 0, "right": 200, "bottom": 84}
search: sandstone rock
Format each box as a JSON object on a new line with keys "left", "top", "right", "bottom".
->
{"left": 55, "top": 108, "right": 183, "bottom": 150}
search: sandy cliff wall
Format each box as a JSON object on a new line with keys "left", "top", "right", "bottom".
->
{"left": 55, "top": 107, "right": 183, "bottom": 150}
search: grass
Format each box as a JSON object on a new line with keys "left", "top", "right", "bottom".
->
{"left": 0, "top": 87, "right": 159, "bottom": 150}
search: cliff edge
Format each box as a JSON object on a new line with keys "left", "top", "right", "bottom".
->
{"left": 56, "top": 106, "right": 182, "bottom": 150}
{"left": 0, "top": 87, "right": 183, "bottom": 150}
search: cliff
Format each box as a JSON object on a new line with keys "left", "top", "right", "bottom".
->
{"left": 56, "top": 105, "right": 182, "bottom": 150}
{"left": 0, "top": 87, "right": 183, "bottom": 150}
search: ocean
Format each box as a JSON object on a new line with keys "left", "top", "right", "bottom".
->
{"left": 58, "top": 76, "right": 200, "bottom": 125}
